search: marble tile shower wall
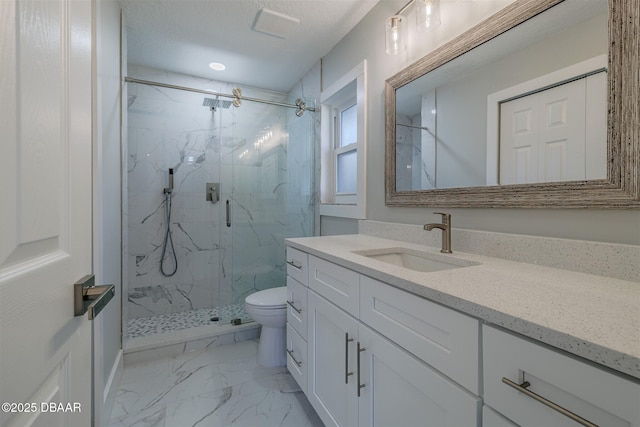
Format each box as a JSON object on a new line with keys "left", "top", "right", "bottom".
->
{"left": 125, "top": 65, "right": 315, "bottom": 320}
{"left": 126, "top": 67, "right": 227, "bottom": 319}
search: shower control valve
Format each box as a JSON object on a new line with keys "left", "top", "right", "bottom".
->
{"left": 206, "top": 183, "right": 220, "bottom": 203}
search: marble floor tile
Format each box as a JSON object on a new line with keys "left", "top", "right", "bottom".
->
{"left": 110, "top": 340, "right": 323, "bottom": 427}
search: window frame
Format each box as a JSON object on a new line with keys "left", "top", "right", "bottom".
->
{"left": 334, "top": 100, "right": 358, "bottom": 201}
{"left": 320, "top": 60, "right": 367, "bottom": 219}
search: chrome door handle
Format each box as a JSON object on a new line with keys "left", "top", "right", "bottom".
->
{"left": 287, "top": 300, "right": 302, "bottom": 314}
{"left": 345, "top": 332, "right": 354, "bottom": 384}
{"left": 357, "top": 341, "right": 366, "bottom": 397}
{"left": 286, "top": 260, "right": 302, "bottom": 270}
{"left": 287, "top": 349, "right": 302, "bottom": 367}
{"left": 501, "top": 377, "right": 599, "bottom": 427}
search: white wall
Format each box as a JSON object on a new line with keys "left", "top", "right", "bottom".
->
{"left": 93, "top": 0, "right": 123, "bottom": 424}
{"left": 318, "top": 0, "right": 640, "bottom": 245}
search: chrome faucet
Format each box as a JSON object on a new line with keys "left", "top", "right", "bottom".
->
{"left": 424, "top": 212, "right": 452, "bottom": 253}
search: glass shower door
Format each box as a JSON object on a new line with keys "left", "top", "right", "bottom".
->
{"left": 222, "top": 89, "right": 315, "bottom": 325}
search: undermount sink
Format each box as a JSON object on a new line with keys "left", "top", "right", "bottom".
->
{"left": 352, "top": 247, "right": 480, "bottom": 273}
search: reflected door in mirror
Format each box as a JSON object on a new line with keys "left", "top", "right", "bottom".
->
{"left": 499, "top": 72, "right": 607, "bottom": 184}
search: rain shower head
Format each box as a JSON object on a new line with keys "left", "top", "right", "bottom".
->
{"left": 202, "top": 98, "right": 233, "bottom": 109}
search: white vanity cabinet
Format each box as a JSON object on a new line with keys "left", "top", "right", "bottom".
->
{"left": 288, "top": 240, "right": 640, "bottom": 427}
{"left": 304, "top": 251, "right": 481, "bottom": 427}
{"left": 483, "top": 325, "right": 640, "bottom": 427}
{"left": 285, "top": 247, "right": 309, "bottom": 393}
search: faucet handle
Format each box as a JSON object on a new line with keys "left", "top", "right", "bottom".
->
{"left": 433, "top": 212, "right": 451, "bottom": 222}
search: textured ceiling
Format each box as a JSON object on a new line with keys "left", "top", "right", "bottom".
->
{"left": 121, "top": 0, "right": 380, "bottom": 92}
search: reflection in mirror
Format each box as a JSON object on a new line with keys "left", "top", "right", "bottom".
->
{"left": 394, "top": 0, "right": 607, "bottom": 191}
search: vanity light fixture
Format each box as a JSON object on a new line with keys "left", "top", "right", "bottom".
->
{"left": 416, "top": 0, "right": 441, "bottom": 32}
{"left": 385, "top": 15, "right": 407, "bottom": 55}
{"left": 385, "top": 0, "right": 441, "bottom": 55}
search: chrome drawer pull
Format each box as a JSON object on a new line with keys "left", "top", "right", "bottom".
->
{"left": 501, "top": 377, "right": 599, "bottom": 427}
{"left": 345, "top": 333, "right": 354, "bottom": 384}
{"left": 286, "top": 260, "right": 303, "bottom": 270}
{"left": 287, "top": 300, "right": 302, "bottom": 314}
{"left": 287, "top": 349, "right": 302, "bottom": 367}
{"left": 357, "top": 341, "right": 366, "bottom": 397}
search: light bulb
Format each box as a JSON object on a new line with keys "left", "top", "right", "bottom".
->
{"left": 416, "top": 0, "right": 441, "bottom": 32}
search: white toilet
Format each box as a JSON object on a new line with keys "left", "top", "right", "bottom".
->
{"left": 245, "top": 286, "right": 288, "bottom": 367}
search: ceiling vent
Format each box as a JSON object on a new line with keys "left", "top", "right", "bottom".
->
{"left": 252, "top": 8, "right": 300, "bottom": 39}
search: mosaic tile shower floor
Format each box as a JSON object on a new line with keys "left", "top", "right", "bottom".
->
{"left": 127, "top": 304, "right": 252, "bottom": 339}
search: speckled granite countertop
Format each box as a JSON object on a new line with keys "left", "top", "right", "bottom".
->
{"left": 286, "top": 234, "right": 640, "bottom": 380}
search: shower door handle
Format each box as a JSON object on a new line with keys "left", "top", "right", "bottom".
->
{"left": 226, "top": 200, "right": 231, "bottom": 227}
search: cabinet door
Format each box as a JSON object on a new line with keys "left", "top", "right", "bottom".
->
{"left": 308, "top": 290, "right": 359, "bottom": 427}
{"left": 358, "top": 325, "right": 480, "bottom": 427}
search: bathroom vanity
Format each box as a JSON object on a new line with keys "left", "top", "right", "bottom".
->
{"left": 285, "top": 234, "right": 640, "bottom": 427}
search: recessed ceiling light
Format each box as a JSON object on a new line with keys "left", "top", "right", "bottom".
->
{"left": 209, "top": 62, "right": 226, "bottom": 71}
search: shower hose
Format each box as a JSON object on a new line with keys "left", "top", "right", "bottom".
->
{"left": 160, "top": 191, "right": 178, "bottom": 277}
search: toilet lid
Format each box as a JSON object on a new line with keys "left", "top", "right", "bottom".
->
{"left": 245, "top": 286, "right": 287, "bottom": 307}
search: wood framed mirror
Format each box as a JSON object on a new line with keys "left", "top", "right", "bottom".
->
{"left": 385, "top": 0, "right": 639, "bottom": 208}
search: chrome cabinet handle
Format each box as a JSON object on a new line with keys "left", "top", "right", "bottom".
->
{"left": 287, "top": 349, "right": 302, "bottom": 367}
{"left": 501, "top": 377, "right": 599, "bottom": 427}
{"left": 357, "top": 341, "right": 366, "bottom": 397}
{"left": 345, "top": 333, "right": 354, "bottom": 384}
{"left": 226, "top": 200, "right": 231, "bottom": 227}
{"left": 287, "top": 300, "right": 302, "bottom": 314}
{"left": 286, "top": 260, "right": 303, "bottom": 270}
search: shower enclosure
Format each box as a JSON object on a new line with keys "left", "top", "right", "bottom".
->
{"left": 123, "top": 72, "right": 315, "bottom": 343}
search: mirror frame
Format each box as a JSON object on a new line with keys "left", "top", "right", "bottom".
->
{"left": 385, "top": 0, "right": 639, "bottom": 208}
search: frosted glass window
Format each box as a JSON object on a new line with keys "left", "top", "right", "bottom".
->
{"left": 337, "top": 150, "right": 357, "bottom": 194}
{"left": 340, "top": 104, "right": 357, "bottom": 147}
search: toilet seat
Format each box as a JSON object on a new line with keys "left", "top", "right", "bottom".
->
{"left": 245, "top": 287, "right": 287, "bottom": 308}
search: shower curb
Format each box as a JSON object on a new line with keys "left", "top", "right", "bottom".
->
{"left": 123, "top": 322, "right": 260, "bottom": 365}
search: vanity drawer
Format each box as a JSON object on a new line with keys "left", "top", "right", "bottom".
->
{"left": 483, "top": 405, "right": 518, "bottom": 427}
{"left": 483, "top": 325, "right": 640, "bottom": 427}
{"left": 286, "top": 276, "right": 307, "bottom": 340}
{"left": 308, "top": 255, "right": 360, "bottom": 316}
{"left": 286, "top": 324, "right": 307, "bottom": 394}
{"left": 286, "top": 246, "right": 308, "bottom": 285}
{"left": 360, "top": 276, "right": 480, "bottom": 394}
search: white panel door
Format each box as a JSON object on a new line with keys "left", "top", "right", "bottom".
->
{"left": 537, "top": 80, "right": 586, "bottom": 182}
{"left": 500, "top": 78, "right": 587, "bottom": 184}
{"left": 0, "top": 0, "right": 93, "bottom": 426}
